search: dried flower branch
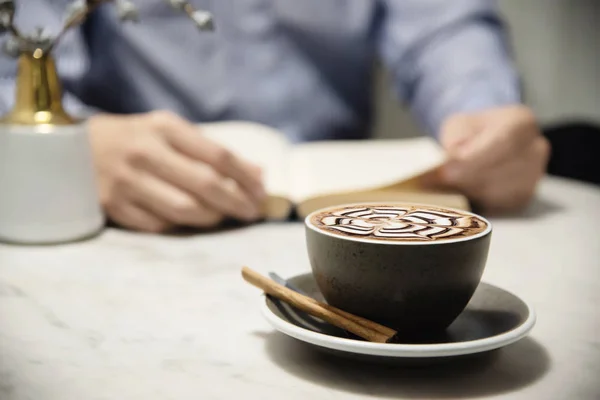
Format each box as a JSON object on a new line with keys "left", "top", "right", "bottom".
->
{"left": 164, "top": 0, "right": 214, "bottom": 31}
{"left": 116, "top": 0, "right": 139, "bottom": 22}
{"left": 0, "top": 0, "right": 15, "bottom": 31}
{"left": 1, "top": 0, "right": 213, "bottom": 58}
{"left": 0, "top": 0, "right": 23, "bottom": 39}
{"left": 46, "top": 0, "right": 113, "bottom": 54}
{"left": 1, "top": 34, "right": 19, "bottom": 57}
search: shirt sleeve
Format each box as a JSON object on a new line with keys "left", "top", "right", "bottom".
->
{"left": 0, "top": 0, "right": 97, "bottom": 118}
{"left": 377, "top": 0, "right": 522, "bottom": 137}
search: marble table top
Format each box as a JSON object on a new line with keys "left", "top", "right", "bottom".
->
{"left": 1, "top": 176, "right": 599, "bottom": 400}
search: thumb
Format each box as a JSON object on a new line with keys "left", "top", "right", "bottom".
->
{"left": 439, "top": 114, "right": 480, "bottom": 155}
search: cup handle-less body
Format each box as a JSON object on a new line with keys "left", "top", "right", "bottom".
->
{"left": 0, "top": 123, "right": 105, "bottom": 244}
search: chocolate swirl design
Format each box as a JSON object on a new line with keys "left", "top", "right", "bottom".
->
{"left": 310, "top": 206, "right": 488, "bottom": 242}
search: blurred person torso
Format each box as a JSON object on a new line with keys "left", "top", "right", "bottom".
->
{"left": 1, "top": 1, "right": 516, "bottom": 142}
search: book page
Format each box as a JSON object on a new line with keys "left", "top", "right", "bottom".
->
{"left": 290, "top": 137, "right": 447, "bottom": 204}
{"left": 198, "top": 121, "right": 291, "bottom": 200}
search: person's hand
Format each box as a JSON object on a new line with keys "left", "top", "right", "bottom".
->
{"left": 88, "top": 111, "right": 266, "bottom": 232}
{"left": 434, "top": 105, "right": 550, "bottom": 213}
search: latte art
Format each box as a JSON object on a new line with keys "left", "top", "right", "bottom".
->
{"left": 310, "top": 205, "right": 488, "bottom": 242}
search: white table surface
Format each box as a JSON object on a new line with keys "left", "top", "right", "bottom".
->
{"left": 1, "top": 176, "right": 599, "bottom": 400}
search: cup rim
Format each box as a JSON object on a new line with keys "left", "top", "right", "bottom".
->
{"left": 304, "top": 202, "right": 492, "bottom": 245}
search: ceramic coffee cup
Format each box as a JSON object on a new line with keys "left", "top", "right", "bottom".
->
{"left": 305, "top": 203, "right": 492, "bottom": 336}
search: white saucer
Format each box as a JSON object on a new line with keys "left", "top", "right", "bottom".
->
{"left": 261, "top": 273, "right": 536, "bottom": 362}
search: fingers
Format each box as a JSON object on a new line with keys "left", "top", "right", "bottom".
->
{"left": 454, "top": 108, "right": 539, "bottom": 171}
{"left": 106, "top": 201, "right": 172, "bottom": 233}
{"left": 439, "top": 107, "right": 542, "bottom": 186}
{"left": 442, "top": 136, "right": 549, "bottom": 213}
{"left": 185, "top": 135, "right": 266, "bottom": 201}
{"left": 126, "top": 173, "right": 225, "bottom": 227}
{"left": 472, "top": 156, "right": 539, "bottom": 213}
{"left": 92, "top": 111, "right": 265, "bottom": 233}
{"left": 150, "top": 111, "right": 266, "bottom": 201}
{"left": 132, "top": 139, "right": 261, "bottom": 221}
{"left": 189, "top": 163, "right": 261, "bottom": 221}
{"left": 439, "top": 114, "right": 481, "bottom": 153}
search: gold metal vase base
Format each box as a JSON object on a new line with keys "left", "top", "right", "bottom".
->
{"left": 0, "top": 50, "right": 77, "bottom": 127}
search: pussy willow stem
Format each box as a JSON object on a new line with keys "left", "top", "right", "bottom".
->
{"left": 162, "top": 1, "right": 203, "bottom": 21}
{"left": 7, "top": 24, "right": 23, "bottom": 40}
{"left": 43, "top": 0, "right": 209, "bottom": 55}
{"left": 46, "top": 0, "right": 113, "bottom": 54}
{"left": 181, "top": 2, "right": 195, "bottom": 18}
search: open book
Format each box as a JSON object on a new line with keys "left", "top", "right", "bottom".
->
{"left": 200, "top": 122, "right": 469, "bottom": 220}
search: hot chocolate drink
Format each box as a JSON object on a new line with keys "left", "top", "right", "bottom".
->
{"left": 308, "top": 205, "right": 488, "bottom": 242}
{"left": 305, "top": 203, "right": 492, "bottom": 333}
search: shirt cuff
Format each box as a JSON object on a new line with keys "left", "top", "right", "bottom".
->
{"left": 415, "top": 76, "right": 523, "bottom": 139}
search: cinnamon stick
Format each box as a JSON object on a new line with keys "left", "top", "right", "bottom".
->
{"left": 319, "top": 303, "right": 397, "bottom": 337}
{"left": 241, "top": 266, "right": 397, "bottom": 343}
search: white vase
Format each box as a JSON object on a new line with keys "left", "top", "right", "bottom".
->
{"left": 0, "top": 122, "right": 105, "bottom": 244}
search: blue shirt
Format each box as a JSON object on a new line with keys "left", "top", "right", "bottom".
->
{"left": 0, "top": 0, "right": 520, "bottom": 142}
